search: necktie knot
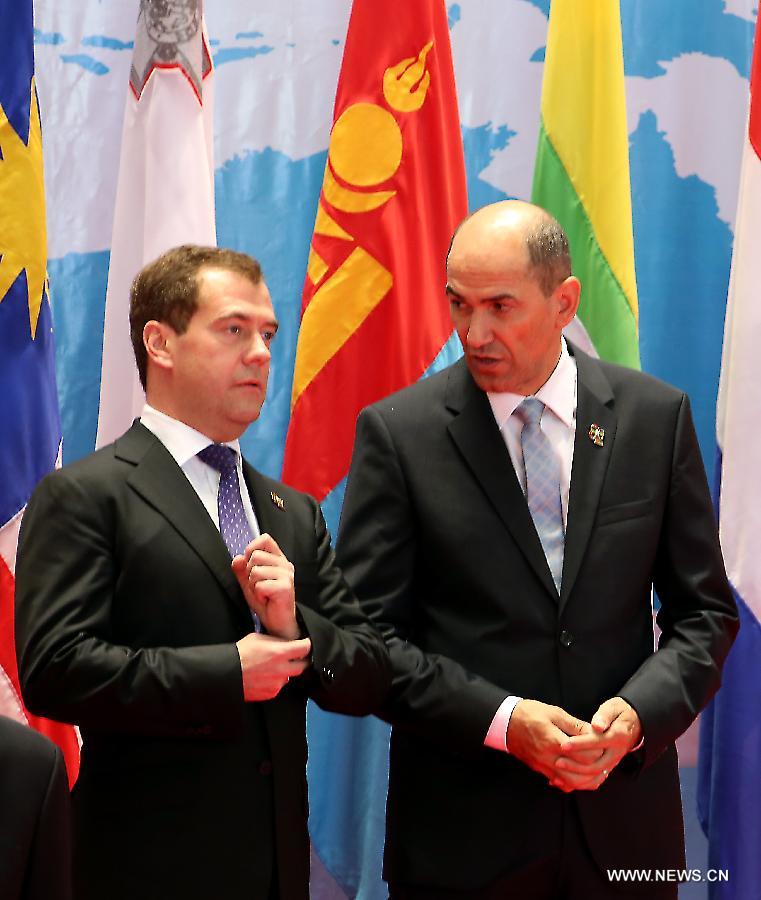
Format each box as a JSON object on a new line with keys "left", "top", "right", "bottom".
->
{"left": 514, "top": 396, "right": 545, "bottom": 427}
{"left": 198, "top": 443, "right": 237, "bottom": 475}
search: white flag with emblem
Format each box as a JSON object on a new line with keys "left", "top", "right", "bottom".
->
{"left": 96, "top": 0, "right": 216, "bottom": 447}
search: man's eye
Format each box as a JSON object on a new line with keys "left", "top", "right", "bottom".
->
{"left": 228, "top": 325, "right": 241, "bottom": 335}
{"left": 262, "top": 330, "right": 276, "bottom": 343}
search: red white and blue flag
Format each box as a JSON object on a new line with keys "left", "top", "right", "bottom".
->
{"left": 698, "top": 8, "right": 761, "bottom": 897}
{"left": 0, "top": 0, "right": 80, "bottom": 784}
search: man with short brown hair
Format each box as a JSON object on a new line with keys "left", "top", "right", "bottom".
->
{"left": 16, "top": 244, "right": 390, "bottom": 900}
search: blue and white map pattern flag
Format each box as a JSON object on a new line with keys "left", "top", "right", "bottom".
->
{"left": 96, "top": 0, "right": 215, "bottom": 447}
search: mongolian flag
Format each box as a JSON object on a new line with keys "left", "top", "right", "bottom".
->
{"left": 0, "top": 0, "right": 80, "bottom": 785}
{"left": 282, "top": 0, "right": 468, "bottom": 501}
{"left": 283, "top": 2, "right": 467, "bottom": 895}
{"left": 532, "top": 0, "right": 640, "bottom": 367}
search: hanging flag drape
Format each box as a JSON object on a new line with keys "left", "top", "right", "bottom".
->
{"left": 697, "top": 10, "right": 761, "bottom": 898}
{"left": 282, "top": 0, "right": 468, "bottom": 500}
{"left": 0, "top": 0, "right": 80, "bottom": 786}
{"left": 532, "top": 0, "right": 640, "bottom": 367}
{"left": 96, "top": 0, "right": 216, "bottom": 447}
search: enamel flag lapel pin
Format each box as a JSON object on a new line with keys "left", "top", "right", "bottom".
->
{"left": 588, "top": 424, "right": 605, "bottom": 447}
{"left": 270, "top": 491, "right": 285, "bottom": 510}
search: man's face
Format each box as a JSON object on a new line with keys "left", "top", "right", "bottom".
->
{"left": 161, "top": 267, "right": 277, "bottom": 441}
{"left": 447, "top": 227, "right": 570, "bottom": 395}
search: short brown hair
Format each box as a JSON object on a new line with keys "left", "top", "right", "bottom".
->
{"left": 129, "top": 245, "right": 263, "bottom": 389}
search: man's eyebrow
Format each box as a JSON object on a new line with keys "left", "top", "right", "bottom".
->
{"left": 445, "top": 286, "right": 517, "bottom": 302}
{"left": 215, "top": 310, "right": 279, "bottom": 331}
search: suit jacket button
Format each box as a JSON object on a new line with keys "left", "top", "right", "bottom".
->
{"left": 259, "top": 760, "right": 272, "bottom": 776}
{"left": 559, "top": 630, "right": 574, "bottom": 648}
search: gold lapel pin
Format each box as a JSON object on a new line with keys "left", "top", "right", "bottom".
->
{"left": 270, "top": 491, "right": 285, "bottom": 510}
{"left": 588, "top": 424, "right": 605, "bottom": 447}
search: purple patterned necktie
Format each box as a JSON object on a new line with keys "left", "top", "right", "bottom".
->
{"left": 514, "top": 397, "right": 565, "bottom": 593}
{"left": 197, "top": 443, "right": 253, "bottom": 558}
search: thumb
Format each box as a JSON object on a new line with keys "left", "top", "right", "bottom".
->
{"left": 591, "top": 697, "right": 622, "bottom": 733}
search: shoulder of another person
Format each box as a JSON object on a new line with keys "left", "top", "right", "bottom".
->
{"left": 363, "top": 359, "right": 457, "bottom": 428}
{"left": 0, "top": 716, "right": 60, "bottom": 771}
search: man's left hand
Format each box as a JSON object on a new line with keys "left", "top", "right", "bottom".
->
{"left": 232, "top": 534, "right": 300, "bottom": 640}
{"left": 550, "top": 697, "right": 642, "bottom": 791}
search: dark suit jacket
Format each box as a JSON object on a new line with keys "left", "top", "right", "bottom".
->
{"left": 336, "top": 347, "right": 738, "bottom": 891}
{"left": 0, "top": 716, "right": 72, "bottom": 900}
{"left": 15, "top": 422, "right": 390, "bottom": 900}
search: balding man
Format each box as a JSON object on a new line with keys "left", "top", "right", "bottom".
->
{"left": 337, "top": 202, "right": 738, "bottom": 899}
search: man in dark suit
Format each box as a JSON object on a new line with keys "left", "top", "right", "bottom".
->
{"left": 15, "top": 245, "right": 390, "bottom": 900}
{"left": 336, "top": 201, "right": 738, "bottom": 898}
{"left": 0, "top": 715, "right": 72, "bottom": 900}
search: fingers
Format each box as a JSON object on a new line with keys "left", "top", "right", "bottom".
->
{"left": 552, "top": 707, "right": 593, "bottom": 738}
{"left": 245, "top": 533, "right": 284, "bottom": 559}
{"left": 236, "top": 634, "right": 312, "bottom": 702}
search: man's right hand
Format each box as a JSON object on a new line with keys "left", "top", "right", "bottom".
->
{"left": 506, "top": 699, "right": 601, "bottom": 791}
{"left": 235, "top": 632, "right": 312, "bottom": 702}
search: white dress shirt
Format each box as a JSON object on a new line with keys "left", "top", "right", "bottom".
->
{"left": 139, "top": 404, "right": 261, "bottom": 541}
{"left": 483, "top": 339, "right": 578, "bottom": 752}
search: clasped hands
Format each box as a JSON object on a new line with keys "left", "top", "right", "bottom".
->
{"left": 232, "top": 534, "right": 312, "bottom": 702}
{"left": 506, "top": 697, "right": 642, "bottom": 792}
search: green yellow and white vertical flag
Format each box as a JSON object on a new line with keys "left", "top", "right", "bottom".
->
{"left": 532, "top": 0, "right": 640, "bottom": 368}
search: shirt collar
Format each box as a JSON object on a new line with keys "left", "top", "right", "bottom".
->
{"left": 139, "top": 404, "right": 242, "bottom": 468}
{"left": 487, "top": 338, "right": 576, "bottom": 430}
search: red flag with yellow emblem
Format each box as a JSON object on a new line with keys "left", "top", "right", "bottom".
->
{"left": 282, "top": 0, "right": 467, "bottom": 499}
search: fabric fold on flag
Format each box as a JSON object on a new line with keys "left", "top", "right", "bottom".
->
{"left": 531, "top": 0, "right": 640, "bottom": 368}
{"left": 697, "top": 10, "right": 761, "bottom": 897}
{"left": 0, "top": 0, "right": 80, "bottom": 785}
{"left": 96, "top": 0, "right": 216, "bottom": 447}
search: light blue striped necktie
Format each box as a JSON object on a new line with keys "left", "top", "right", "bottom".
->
{"left": 515, "top": 397, "right": 565, "bottom": 592}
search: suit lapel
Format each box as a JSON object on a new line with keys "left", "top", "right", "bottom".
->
{"left": 116, "top": 423, "right": 248, "bottom": 618}
{"left": 560, "top": 349, "right": 617, "bottom": 612}
{"left": 242, "top": 463, "right": 291, "bottom": 550}
{"left": 445, "top": 361, "right": 559, "bottom": 601}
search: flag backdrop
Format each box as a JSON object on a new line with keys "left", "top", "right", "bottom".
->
{"left": 284, "top": 2, "right": 468, "bottom": 895}
{"left": 22, "top": 1, "right": 759, "bottom": 896}
{"left": 697, "top": 9, "right": 761, "bottom": 897}
{"left": 532, "top": 0, "right": 640, "bottom": 368}
{"left": 96, "top": 0, "right": 216, "bottom": 447}
{"left": 0, "top": 0, "right": 79, "bottom": 785}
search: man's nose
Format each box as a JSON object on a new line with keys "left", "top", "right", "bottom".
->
{"left": 466, "top": 311, "right": 492, "bottom": 348}
{"left": 245, "top": 332, "right": 271, "bottom": 363}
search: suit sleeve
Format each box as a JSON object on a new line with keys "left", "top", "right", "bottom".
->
{"left": 337, "top": 406, "right": 508, "bottom": 754}
{"left": 15, "top": 469, "right": 246, "bottom": 738}
{"left": 293, "top": 498, "right": 392, "bottom": 715}
{"left": 618, "top": 394, "right": 738, "bottom": 766}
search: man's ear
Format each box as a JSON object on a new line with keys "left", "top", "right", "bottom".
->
{"left": 143, "top": 321, "right": 174, "bottom": 373}
{"left": 554, "top": 276, "right": 581, "bottom": 328}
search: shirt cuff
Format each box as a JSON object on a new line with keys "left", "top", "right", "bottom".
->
{"left": 484, "top": 696, "right": 523, "bottom": 753}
